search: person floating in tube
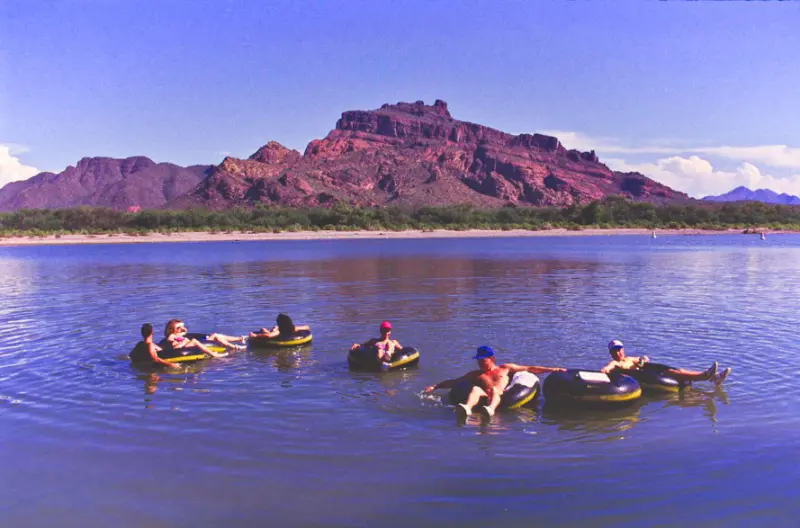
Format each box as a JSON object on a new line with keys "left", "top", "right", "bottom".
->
{"left": 350, "top": 321, "right": 401, "bottom": 364}
{"left": 164, "top": 319, "right": 230, "bottom": 357}
{"left": 423, "top": 346, "right": 566, "bottom": 419}
{"left": 130, "top": 323, "right": 182, "bottom": 369}
{"left": 601, "top": 340, "right": 731, "bottom": 385}
{"left": 249, "top": 313, "right": 310, "bottom": 340}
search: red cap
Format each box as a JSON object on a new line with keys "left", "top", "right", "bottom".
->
{"left": 380, "top": 321, "right": 392, "bottom": 331}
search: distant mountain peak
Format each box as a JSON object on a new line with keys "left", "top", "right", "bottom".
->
{"left": 702, "top": 187, "right": 800, "bottom": 205}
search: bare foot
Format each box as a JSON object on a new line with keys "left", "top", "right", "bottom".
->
{"left": 705, "top": 361, "right": 718, "bottom": 381}
{"left": 714, "top": 367, "right": 731, "bottom": 386}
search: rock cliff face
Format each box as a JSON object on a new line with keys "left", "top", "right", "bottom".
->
{"left": 2, "top": 100, "right": 687, "bottom": 212}
{"left": 0, "top": 156, "right": 211, "bottom": 211}
{"left": 174, "top": 99, "right": 687, "bottom": 209}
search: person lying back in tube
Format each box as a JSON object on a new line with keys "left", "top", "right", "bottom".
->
{"left": 249, "top": 313, "right": 310, "bottom": 340}
{"left": 601, "top": 340, "right": 731, "bottom": 385}
{"left": 424, "top": 346, "right": 565, "bottom": 418}
{"left": 131, "top": 323, "right": 181, "bottom": 369}
{"left": 163, "top": 319, "right": 228, "bottom": 358}
{"left": 168, "top": 318, "right": 246, "bottom": 351}
{"left": 350, "top": 321, "right": 401, "bottom": 363}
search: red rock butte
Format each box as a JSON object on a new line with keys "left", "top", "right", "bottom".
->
{"left": 0, "top": 100, "right": 689, "bottom": 211}
{"left": 176, "top": 99, "right": 687, "bottom": 209}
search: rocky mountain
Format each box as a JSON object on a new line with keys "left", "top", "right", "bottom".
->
{"left": 702, "top": 186, "right": 800, "bottom": 205}
{"left": 173, "top": 99, "right": 687, "bottom": 209}
{"left": 0, "top": 157, "right": 212, "bottom": 211}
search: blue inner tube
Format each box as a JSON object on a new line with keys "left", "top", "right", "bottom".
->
{"left": 543, "top": 369, "right": 641, "bottom": 406}
{"left": 617, "top": 363, "right": 685, "bottom": 393}
{"left": 448, "top": 371, "right": 540, "bottom": 410}
{"left": 347, "top": 345, "right": 420, "bottom": 371}
{"left": 249, "top": 329, "right": 313, "bottom": 348}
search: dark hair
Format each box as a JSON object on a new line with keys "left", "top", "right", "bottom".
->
{"left": 276, "top": 313, "right": 295, "bottom": 337}
{"left": 141, "top": 323, "right": 153, "bottom": 339}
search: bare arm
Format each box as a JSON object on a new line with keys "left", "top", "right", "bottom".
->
{"left": 166, "top": 334, "right": 185, "bottom": 348}
{"left": 423, "top": 371, "right": 479, "bottom": 393}
{"left": 149, "top": 342, "right": 180, "bottom": 369}
{"left": 505, "top": 363, "right": 566, "bottom": 375}
{"left": 600, "top": 360, "right": 619, "bottom": 374}
{"left": 294, "top": 325, "right": 311, "bottom": 332}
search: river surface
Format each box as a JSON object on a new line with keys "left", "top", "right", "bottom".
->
{"left": 1, "top": 235, "right": 798, "bottom": 527}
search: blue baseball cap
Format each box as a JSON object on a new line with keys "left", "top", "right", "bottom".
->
{"left": 473, "top": 346, "right": 495, "bottom": 359}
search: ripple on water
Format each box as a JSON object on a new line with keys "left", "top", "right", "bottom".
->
{"left": 0, "top": 238, "right": 799, "bottom": 525}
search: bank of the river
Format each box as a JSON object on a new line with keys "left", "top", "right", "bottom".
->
{"left": 0, "top": 227, "right": 781, "bottom": 246}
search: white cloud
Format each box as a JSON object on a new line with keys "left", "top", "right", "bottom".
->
{"left": 697, "top": 145, "right": 800, "bottom": 171}
{"left": 0, "top": 145, "right": 39, "bottom": 189}
{"left": 606, "top": 156, "right": 800, "bottom": 198}
{"left": 543, "top": 130, "right": 800, "bottom": 197}
{"left": 548, "top": 130, "right": 800, "bottom": 171}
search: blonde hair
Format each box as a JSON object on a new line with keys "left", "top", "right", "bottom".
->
{"left": 164, "top": 319, "right": 183, "bottom": 338}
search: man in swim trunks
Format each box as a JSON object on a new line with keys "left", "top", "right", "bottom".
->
{"left": 350, "top": 321, "right": 401, "bottom": 363}
{"left": 423, "top": 346, "right": 566, "bottom": 418}
{"left": 601, "top": 339, "right": 731, "bottom": 385}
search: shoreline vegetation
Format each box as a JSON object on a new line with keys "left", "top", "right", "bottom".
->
{"left": 0, "top": 199, "right": 793, "bottom": 246}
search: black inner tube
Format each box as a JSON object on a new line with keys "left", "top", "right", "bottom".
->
{"left": 347, "top": 345, "right": 420, "bottom": 371}
{"left": 543, "top": 369, "right": 641, "bottom": 405}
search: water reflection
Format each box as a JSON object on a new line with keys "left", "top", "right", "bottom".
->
{"left": 248, "top": 346, "right": 313, "bottom": 372}
{"left": 1, "top": 237, "right": 798, "bottom": 526}
{"left": 659, "top": 386, "right": 730, "bottom": 426}
{"left": 540, "top": 400, "right": 647, "bottom": 441}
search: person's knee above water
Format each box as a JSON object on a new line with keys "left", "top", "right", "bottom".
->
{"left": 600, "top": 339, "right": 731, "bottom": 385}
{"left": 423, "top": 346, "right": 565, "bottom": 418}
{"left": 163, "top": 319, "right": 227, "bottom": 358}
{"left": 250, "top": 313, "right": 310, "bottom": 339}
{"left": 350, "top": 321, "right": 401, "bottom": 363}
{"left": 130, "top": 323, "right": 181, "bottom": 369}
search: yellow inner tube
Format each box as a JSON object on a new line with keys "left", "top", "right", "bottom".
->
{"left": 389, "top": 350, "right": 420, "bottom": 368}
{"left": 640, "top": 382, "right": 680, "bottom": 394}
{"left": 573, "top": 387, "right": 643, "bottom": 402}
{"left": 251, "top": 332, "right": 313, "bottom": 348}
{"left": 506, "top": 386, "right": 539, "bottom": 409}
{"left": 164, "top": 344, "right": 225, "bottom": 363}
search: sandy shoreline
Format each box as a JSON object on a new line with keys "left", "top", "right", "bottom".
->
{"left": 0, "top": 227, "right": 781, "bottom": 246}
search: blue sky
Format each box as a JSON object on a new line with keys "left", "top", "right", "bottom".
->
{"left": 1, "top": 0, "right": 799, "bottom": 197}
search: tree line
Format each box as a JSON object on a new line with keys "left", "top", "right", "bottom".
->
{"left": 1, "top": 197, "right": 797, "bottom": 236}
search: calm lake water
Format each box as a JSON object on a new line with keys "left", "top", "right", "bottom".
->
{"left": 1, "top": 235, "right": 798, "bottom": 527}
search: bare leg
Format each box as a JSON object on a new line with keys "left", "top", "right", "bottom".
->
{"left": 464, "top": 386, "right": 489, "bottom": 412}
{"left": 207, "top": 333, "right": 245, "bottom": 347}
{"left": 664, "top": 362, "right": 717, "bottom": 382}
{"left": 187, "top": 339, "right": 225, "bottom": 358}
{"left": 486, "top": 389, "right": 503, "bottom": 413}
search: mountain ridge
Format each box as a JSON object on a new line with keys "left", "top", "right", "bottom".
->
{"left": 702, "top": 186, "right": 800, "bottom": 205}
{"left": 0, "top": 156, "right": 212, "bottom": 211}
{"left": 172, "top": 99, "right": 687, "bottom": 209}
